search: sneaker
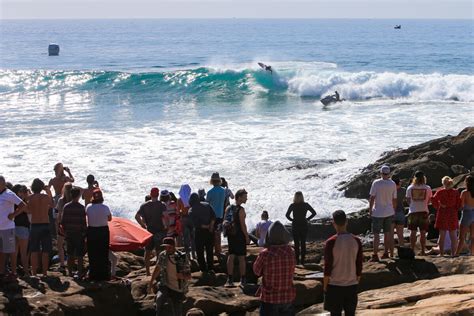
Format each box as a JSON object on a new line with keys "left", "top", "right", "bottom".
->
{"left": 225, "top": 277, "right": 234, "bottom": 288}
{"left": 369, "top": 254, "right": 380, "bottom": 262}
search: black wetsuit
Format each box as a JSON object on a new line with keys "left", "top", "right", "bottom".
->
{"left": 286, "top": 202, "right": 316, "bottom": 264}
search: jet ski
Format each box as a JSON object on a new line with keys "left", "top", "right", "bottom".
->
{"left": 394, "top": 25, "right": 401, "bottom": 29}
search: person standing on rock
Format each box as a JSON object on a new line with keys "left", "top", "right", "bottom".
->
{"left": 0, "top": 176, "right": 27, "bottom": 278}
{"left": 27, "top": 178, "right": 54, "bottom": 276}
{"left": 253, "top": 221, "right": 296, "bottom": 316}
{"left": 206, "top": 173, "right": 226, "bottom": 255}
{"left": 148, "top": 237, "right": 191, "bottom": 316}
{"left": 224, "top": 189, "right": 250, "bottom": 287}
{"left": 455, "top": 175, "right": 474, "bottom": 256}
{"left": 285, "top": 191, "right": 317, "bottom": 265}
{"left": 189, "top": 192, "right": 216, "bottom": 273}
{"left": 431, "top": 176, "right": 460, "bottom": 256}
{"left": 323, "top": 210, "right": 363, "bottom": 316}
{"left": 136, "top": 187, "right": 168, "bottom": 276}
{"left": 406, "top": 171, "right": 432, "bottom": 256}
{"left": 368, "top": 165, "right": 397, "bottom": 261}
{"left": 60, "top": 186, "right": 87, "bottom": 278}
{"left": 392, "top": 175, "right": 407, "bottom": 247}
{"left": 86, "top": 188, "right": 112, "bottom": 281}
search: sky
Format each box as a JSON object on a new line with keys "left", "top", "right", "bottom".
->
{"left": 1, "top": 0, "right": 472, "bottom": 19}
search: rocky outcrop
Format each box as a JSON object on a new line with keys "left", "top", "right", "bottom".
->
{"left": 298, "top": 274, "right": 474, "bottom": 315}
{"left": 340, "top": 127, "right": 474, "bottom": 199}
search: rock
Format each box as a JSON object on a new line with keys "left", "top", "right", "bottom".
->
{"left": 298, "top": 274, "right": 474, "bottom": 315}
{"left": 340, "top": 127, "right": 474, "bottom": 198}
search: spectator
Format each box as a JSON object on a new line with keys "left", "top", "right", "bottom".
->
{"left": 61, "top": 186, "right": 87, "bottom": 277}
{"left": 0, "top": 176, "right": 27, "bottom": 278}
{"left": 82, "top": 174, "right": 99, "bottom": 206}
{"left": 56, "top": 182, "right": 73, "bottom": 271}
{"left": 392, "top": 175, "right": 406, "bottom": 247}
{"left": 161, "top": 190, "right": 179, "bottom": 238}
{"left": 221, "top": 177, "right": 234, "bottom": 210}
{"left": 135, "top": 187, "right": 167, "bottom": 276}
{"left": 178, "top": 184, "right": 196, "bottom": 259}
{"left": 27, "top": 178, "right": 54, "bottom": 276}
{"left": 147, "top": 237, "right": 191, "bottom": 316}
{"left": 224, "top": 189, "right": 250, "bottom": 287}
{"left": 406, "top": 171, "right": 432, "bottom": 255}
{"left": 368, "top": 165, "right": 397, "bottom": 261}
{"left": 189, "top": 193, "right": 215, "bottom": 273}
{"left": 253, "top": 221, "right": 295, "bottom": 316}
{"left": 285, "top": 191, "right": 317, "bottom": 265}
{"left": 11, "top": 184, "right": 30, "bottom": 276}
{"left": 86, "top": 188, "right": 112, "bottom": 281}
{"left": 456, "top": 175, "right": 474, "bottom": 256}
{"left": 431, "top": 176, "right": 460, "bottom": 256}
{"left": 324, "top": 210, "right": 363, "bottom": 316}
{"left": 255, "top": 211, "right": 273, "bottom": 247}
{"left": 206, "top": 173, "right": 226, "bottom": 255}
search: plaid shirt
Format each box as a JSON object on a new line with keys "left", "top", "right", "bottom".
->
{"left": 253, "top": 244, "right": 296, "bottom": 304}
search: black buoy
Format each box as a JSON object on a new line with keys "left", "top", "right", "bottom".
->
{"left": 48, "top": 43, "right": 60, "bottom": 56}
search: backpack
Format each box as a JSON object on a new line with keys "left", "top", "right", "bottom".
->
{"left": 223, "top": 205, "right": 240, "bottom": 237}
{"left": 397, "top": 246, "right": 415, "bottom": 260}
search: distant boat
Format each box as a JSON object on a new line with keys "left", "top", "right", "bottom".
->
{"left": 48, "top": 43, "right": 60, "bottom": 56}
{"left": 394, "top": 25, "right": 401, "bottom": 29}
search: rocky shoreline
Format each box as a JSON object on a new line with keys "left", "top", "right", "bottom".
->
{"left": 1, "top": 127, "right": 473, "bottom": 315}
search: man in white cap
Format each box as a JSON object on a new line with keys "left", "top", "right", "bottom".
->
{"left": 368, "top": 165, "right": 397, "bottom": 262}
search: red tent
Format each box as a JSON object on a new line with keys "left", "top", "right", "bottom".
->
{"left": 109, "top": 217, "right": 153, "bottom": 251}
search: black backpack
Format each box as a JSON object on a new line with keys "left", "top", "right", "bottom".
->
{"left": 223, "top": 205, "right": 240, "bottom": 237}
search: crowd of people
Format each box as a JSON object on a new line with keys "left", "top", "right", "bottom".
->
{"left": 0, "top": 162, "right": 473, "bottom": 316}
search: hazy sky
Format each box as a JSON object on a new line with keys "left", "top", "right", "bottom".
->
{"left": 1, "top": 0, "right": 472, "bottom": 19}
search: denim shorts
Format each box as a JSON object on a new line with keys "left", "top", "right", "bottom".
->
{"left": 394, "top": 211, "right": 406, "bottom": 225}
{"left": 15, "top": 226, "right": 30, "bottom": 240}
{"left": 460, "top": 207, "right": 474, "bottom": 227}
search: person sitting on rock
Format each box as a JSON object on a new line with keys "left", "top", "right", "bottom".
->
{"left": 148, "top": 237, "right": 191, "bottom": 316}
{"left": 324, "top": 210, "right": 363, "bottom": 316}
{"left": 253, "top": 221, "right": 296, "bottom": 316}
{"left": 369, "top": 165, "right": 397, "bottom": 261}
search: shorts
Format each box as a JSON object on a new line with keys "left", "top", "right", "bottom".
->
{"left": 0, "top": 229, "right": 16, "bottom": 253}
{"left": 408, "top": 212, "right": 429, "bottom": 231}
{"left": 15, "top": 226, "right": 30, "bottom": 240}
{"left": 394, "top": 211, "right": 406, "bottom": 226}
{"left": 228, "top": 234, "right": 247, "bottom": 256}
{"left": 29, "top": 223, "right": 53, "bottom": 253}
{"left": 460, "top": 207, "right": 474, "bottom": 227}
{"left": 145, "top": 231, "right": 166, "bottom": 251}
{"left": 371, "top": 216, "right": 393, "bottom": 234}
{"left": 324, "top": 284, "right": 358, "bottom": 315}
{"left": 66, "top": 232, "right": 86, "bottom": 257}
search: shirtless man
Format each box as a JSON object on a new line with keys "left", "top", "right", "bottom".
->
{"left": 49, "top": 163, "right": 74, "bottom": 202}
{"left": 28, "top": 178, "right": 54, "bottom": 276}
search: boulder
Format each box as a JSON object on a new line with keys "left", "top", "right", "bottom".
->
{"left": 340, "top": 127, "right": 474, "bottom": 199}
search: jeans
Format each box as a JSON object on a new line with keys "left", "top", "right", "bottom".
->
{"left": 155, "top": 286, "right": 184, "bottom": 316}
{"left": 260, "top": 302, "right": 295, "bottom": 316}
{"left": 181, "top": 216, "right": 196, "bottom": 256}
{"left": 195, "top": 227, "right": 214, "bottom": 272}
{"left": 292, "top": 224, "right": 308, "bottom": 264}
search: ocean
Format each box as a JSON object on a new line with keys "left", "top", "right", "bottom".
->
{"left": 1, "top": 19, "right": 473, "bottom": 227}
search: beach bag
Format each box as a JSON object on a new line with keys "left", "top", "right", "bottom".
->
{"left": 223, "top": 205, "right": 240, "bottom": 237}
{"left": 397, "top": 246, "right": 415, "bottom": 260}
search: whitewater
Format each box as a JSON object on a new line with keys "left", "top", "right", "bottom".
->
{"left": 1, "top": 19, "right": 473, "bottom": 227}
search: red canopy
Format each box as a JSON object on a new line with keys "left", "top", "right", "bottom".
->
{"left": 108, "top": 217, "right": 153, "bottom": 252}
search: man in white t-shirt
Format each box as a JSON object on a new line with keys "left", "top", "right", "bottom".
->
{"left": 255, "top": 211, "right": 273, "bottom": 247}
{"left": 0, "top": 176, "right": 27, "bottom": 276}
{"left": 369, "top": 166, "right": 397, "bottom": 262}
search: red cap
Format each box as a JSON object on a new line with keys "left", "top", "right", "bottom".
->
{"left": 150, "top": 187, "right": 159, "bottom": 198}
